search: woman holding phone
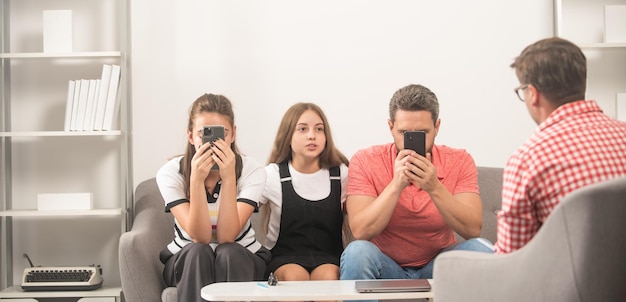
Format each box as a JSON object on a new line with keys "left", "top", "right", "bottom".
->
{"left": 260, "top": 102, "right": 349, "bottom": 282}
{"left": 156, "top": 93, "right": 269, "bottom": 302}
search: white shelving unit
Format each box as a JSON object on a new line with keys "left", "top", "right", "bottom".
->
{"left": 553, "top": 0, "right": 626, "bottom": 119}
{"left": 1, "top": 0, "right": 131, "bottom": 300}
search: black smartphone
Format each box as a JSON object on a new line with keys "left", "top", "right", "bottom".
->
{"left": 202, "top": 125, "right": 225, "bottom": 170}
{"left": 404, "top": 131, "right": 426, "bottom": 157}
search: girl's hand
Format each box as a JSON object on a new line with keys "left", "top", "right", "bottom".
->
{"left": 209, "top": 139, "right": 236, "bottom": 181}
{"left": 190, "top": 142, "right": 217, "bottom": 181}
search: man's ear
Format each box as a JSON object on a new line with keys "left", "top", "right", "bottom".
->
{"left": 434, "top": 118, "right": 441, "bottom": 136}
{"left": 528, "top": 84, "right": 540, "bottom": 107}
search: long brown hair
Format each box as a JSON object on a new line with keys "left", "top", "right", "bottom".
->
{"left": 179, "top": 93, "right": 243, "bottom": 198}
{"left": 267, "top": 102, "right": 348, "bottom": 167}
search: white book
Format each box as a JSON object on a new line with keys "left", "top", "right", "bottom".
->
{"left": 94, "top": 64, "right": 112, "bottom": 130}
{"left": 74, "top": 79, "right": 91, "bottom": 131}
{"left": 102, "top": 65, "right": 121, "bottom": 131}
{"left": 89, "top": 80, "right": 101, "bottom": 130}
{"left": 43, "top": 10, "right": 73, "bottom": 53}
{"left": 69, "top": 79, "right": 82, "bottom": 131}
{"left": 617, "top": 93, "right": 626, "bottom": 122}
{"left": 64, "top": 80, "right": 76, "bottom": 131}
{"left": 83, "top": 79, "right": 98, "bottom": 131}
{"left": 604, "top": 6, "right": 626, "bottom": 43}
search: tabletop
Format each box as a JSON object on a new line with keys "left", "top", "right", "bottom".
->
{"left": 201, "top": 279, "right": 434, "bottom": 301}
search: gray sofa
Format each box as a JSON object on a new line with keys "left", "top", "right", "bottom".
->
{"left": 119, "top": 166, "right": 503, "bottom": 302}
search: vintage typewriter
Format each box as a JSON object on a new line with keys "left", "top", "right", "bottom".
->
{"left": 20, "top": 254, "right": 103, "bottom": 291}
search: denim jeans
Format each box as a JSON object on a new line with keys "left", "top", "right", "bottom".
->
{"left": 340, "top": 238, "right": 493, "bottom": 302}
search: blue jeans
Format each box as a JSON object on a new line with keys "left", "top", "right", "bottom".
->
{"left": 341, "top": 238, "right": 493, "bottom": 280}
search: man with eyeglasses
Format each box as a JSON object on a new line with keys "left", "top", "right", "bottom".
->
{"left": 495, "top": 37, "right": 626, "bottom": 254}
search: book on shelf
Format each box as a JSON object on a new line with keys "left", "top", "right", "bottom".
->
{"left": 604, "top": 5, "right": 626, "bottom": 43}
{"left": 69, "top": 79, "right": 82, "bottom": 131}
{"left": 64, "top": 64, "right": 121, "bottom": 132}
{"left": 43, "top": 10, "right": 73, "bottom": 53}
{"left": 83, "top": 79, "right": 98, "bottom": 131}
{"left": 94, "top": 64, "right": 112, "bottom": 130}
{"left": 617, "top": 93, "right": 626, "bottom": 122}
{"left": 74, "top": 79, "right": 91, "bottom": 131}
{"left": 63, "top": 80, "right": 76, "bottom": 132}
{"left": 102, "top": 64, "right": 121, "bottom": 131}
{"left": 89, "top": 79, "right": 101, "bottom": 130}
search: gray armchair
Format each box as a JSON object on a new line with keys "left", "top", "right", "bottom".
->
{"left": 433, "top": 176, "right": 626, "bottom": 302}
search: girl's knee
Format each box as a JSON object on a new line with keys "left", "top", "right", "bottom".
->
{"left": 184, "top": 242, "right": 214, "bottom": 258}
{"left": 215, "top": 242, "right": 251, "bottom": 262}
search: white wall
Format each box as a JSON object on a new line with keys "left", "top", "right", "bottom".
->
{"left": 130, "top": 0, "right": 555, "bottom": 187}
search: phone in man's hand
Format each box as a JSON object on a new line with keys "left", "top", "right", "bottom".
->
{"left": 404, "top": 131, "right": 426, "bottom": 157}
{"left": 202, "top": 125, "right": 225, "bottom": 170}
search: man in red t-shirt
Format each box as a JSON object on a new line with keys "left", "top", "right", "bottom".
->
{"left": 340, "top": 84, "right": 493, "bottom": 282}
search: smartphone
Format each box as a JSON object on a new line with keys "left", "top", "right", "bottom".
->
{"left": 202, "top": 125, "right": 225, "bottom": 170}
{"left": 404, "top": 131, "right": 426, "bottom": 157}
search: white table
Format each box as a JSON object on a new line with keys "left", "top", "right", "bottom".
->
{"left": 201, "top": 279, "right": 434, "bottom": 301}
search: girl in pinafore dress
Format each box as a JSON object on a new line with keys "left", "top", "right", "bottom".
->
{"left": 261, "top": 102, "right": 349, "bottom": 281}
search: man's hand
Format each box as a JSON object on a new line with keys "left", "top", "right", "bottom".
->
{"left": 404, "top": 152, "right": 438, "bottom": 192}
{"left": 393, "top": 149, "right": 417, "bottom": 190}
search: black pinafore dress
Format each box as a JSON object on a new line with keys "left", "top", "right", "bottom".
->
{"left": 265, "top": 161, "right": 344, "bottom": 276}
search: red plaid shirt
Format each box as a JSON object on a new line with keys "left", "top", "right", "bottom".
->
{"left": 495, "top": 100, "right": 626, "bottom": 254}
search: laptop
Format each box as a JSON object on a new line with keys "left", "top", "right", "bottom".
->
{"left": 355, "top": 279, "right": 431, "bottom": 293}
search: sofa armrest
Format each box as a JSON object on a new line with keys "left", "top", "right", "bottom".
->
{"left": 120, "top": 178, "right": 174, "bottom": 302}
{"left": 120, "top": 206, "right": 170, "bottom": 302}
{"left": 434, "top": 251, "right": 515, "bottom": 301}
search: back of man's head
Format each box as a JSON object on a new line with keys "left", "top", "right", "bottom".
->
{"left": 511, "top": 37, "right": 587, "bottom": 106}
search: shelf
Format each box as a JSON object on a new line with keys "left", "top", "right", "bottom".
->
{"left": 0, "top": 52, "right": 122, "bottom": 59}
{"left": 0, "top": 131, "right": 122, "bottom": 137}
{"left": 580, "top": 43, "right": 626, "bottom": 49}
{"left": 0, "top": 285, "right": 121, "bottom": 299}
{"left": 1, "top": 0, "right": 131, "bottom": 293}
{"left": 0, "top": 208, "right": 123, "bottom": 217}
